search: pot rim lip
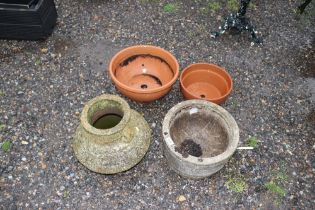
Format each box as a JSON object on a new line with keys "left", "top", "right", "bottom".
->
{"left": 80, "top": 94, "right": 130, "bottom": 136}
{"left": 162, "top": 99, "right": 239, "bottom": 165}
{"left": 109, "top": 45, "right": 180, "bottom": 94}
{"left": 180, "top": 63, "right": 233, "bottom": 101}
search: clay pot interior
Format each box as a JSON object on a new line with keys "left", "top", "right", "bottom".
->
{"left": 115, "top": 54, "right": 174, "bottom": 91}
{"left": 180, "top": 63, "right": 232, "bottom": 104}
{"left": 109, "top": 45, "right": 179, "bottom": 102}
{"left": 170, "top": 106, "right": 229, "bottom": 158}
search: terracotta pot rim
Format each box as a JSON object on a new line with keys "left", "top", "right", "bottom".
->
{"left": 109, "top": 45, "right": 180, "bottom": 94}
{"left": 180, "top": 63, "right": 233, "bottom": 101}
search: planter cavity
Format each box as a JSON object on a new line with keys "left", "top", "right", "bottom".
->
{"left": 0, "top": 0, "right": 57, "bottom": 40}
{"left": 180, "top": 63, "right": 233, "bottom": 104}
{"left": 72, "top": 94, "right": 151, "bottom": 174}
{"left": 162, "top": 100, "right": 239, "bottom": 179}
{"left": 109, "top": 45, "right": 179, "bottom": 102}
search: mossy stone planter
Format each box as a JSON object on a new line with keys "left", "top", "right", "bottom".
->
{"left": 162, "top": 100, "right": 239, "bottom": 179}
{"left": 72, "top": 94, "right": 151, "bottom": 174}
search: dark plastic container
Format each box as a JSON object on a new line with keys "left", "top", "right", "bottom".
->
{"left": 0, "top": 0, "right": 57, "bottom": 40}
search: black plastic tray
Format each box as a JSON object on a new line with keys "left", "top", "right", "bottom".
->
{"left": 0, "top": 0, "right": 37, "bottom": 9}
{"left": 0, "top": 0, "right": 57, "bottom": 40}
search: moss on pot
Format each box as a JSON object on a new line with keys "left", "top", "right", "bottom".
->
{"left": 72, "top": 94, "right": 151, "bottom": 174}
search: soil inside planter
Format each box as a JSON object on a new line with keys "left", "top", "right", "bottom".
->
{"left": 115, "top": 54, "right": 174, "bottom": 90}
{"left": 170, "top": 109, "right": 229, "bottom": 158}
{"left": 175, "top": 139, "right": 203, "bottom": 158}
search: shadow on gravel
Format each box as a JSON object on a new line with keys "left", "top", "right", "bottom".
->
{"left": 296, "top": 39, "right": 315, "bottom": 78}
{"left": 307, "top": 109, "right": 315, "bottom": 123}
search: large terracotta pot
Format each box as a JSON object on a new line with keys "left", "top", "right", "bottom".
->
{"left": 180, "top": 63, "right": 233, "bottom": 104}
{"left": 109, "top": 45, "right": 179, "bottom": 102}
{"left": 162, "top": 100, "right": 239, "bottom": 178}
{"left": 72, "top": 94, "right": 151, "bottom": 174}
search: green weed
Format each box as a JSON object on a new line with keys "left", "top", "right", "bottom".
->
{"left": 247, "top": 136, "right": 259, "bottom": 148}
{"left": 227, "top": 0, "right": 239, "bottom": 12}
{"left": 0, "top": 123, "right": 5, "bottom": 131}
{"left": 208, "top": 1, "right": 221, "bottom": 13}
{"left": 164, "top": 3, "right": 178, "bottom": 13}
{"left": 64, "top": 190, "right": 70, "bottom": 198}
{"left": 225, "top": 177, "right": 247, "bottom": 193}
{"left": 265, "top": 181, "right": 286, "bottom": 198}
{"left": 265, "top": 165, "right": 289, "bottom": 202}
{"left": 231, "top": 98, "right": 238, "bottom": 108}
{"left": 1, "top": 140, "right": 12, "bottom": 152}
{"left": 35, "top": 59, "right": 41, "bottom": 65}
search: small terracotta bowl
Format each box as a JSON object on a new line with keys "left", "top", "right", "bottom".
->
{"left": 109, "top": 45, "right": 179, "bottom": 102}
{"left": 180, "top": 63, "right": 233, "bottom": 104}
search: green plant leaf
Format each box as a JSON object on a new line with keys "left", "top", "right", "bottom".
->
{"left": 225, "top": 177, "right": 247, "bottom": 193}
{"left": 227, "top": 0, "right": 239, "bottom": 12}
{"left": 1, "top": 140, "right": 12, "bottom": 152}
{"left": 265, "top": 181, "right": 286, "bottom": 198}
{"left": 0, "top": 123, "right": 5, "bottom": 131}
{"left": 208, "top": 2, "right": 221, "bottom": 13}
{"left": 247, "top": 136, "right": 259, "bottom": 148}
{"left": 35, "top": 59, "right": 41, "bottom": 65}
{"left": 164, "top": 3, "right": 178, "bottom": 13}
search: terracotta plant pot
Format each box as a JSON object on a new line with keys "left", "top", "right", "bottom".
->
{"left": 109, "top": 45, "right": 179, "bottom": 102}
{"left": 180, "top": 63, "right": 233, "bottom": 104}
{"left": 72, "top": 94, "right": 151, "bottom": 174}
{"left": 162, "top": 100, "right": 239, "bottom": 179}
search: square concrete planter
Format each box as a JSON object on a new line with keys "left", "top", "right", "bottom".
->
{"left": 0, "top": 0, "right": 57, "bottom": 40}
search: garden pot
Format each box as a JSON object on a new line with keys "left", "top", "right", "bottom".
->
{"left": 72, "top": 94, "right": 151, "bottom": 174}
{"left": 0, "top": 0, "right": 57, "bottom": 40}
{"left": 180, "top": 63, "right": 233, "bottom": 104}
{"left": 162, "top": 100, "right": 239, "bottom": 179}
{"left": 109, "top": 45, "right": 179, "bottom": 102}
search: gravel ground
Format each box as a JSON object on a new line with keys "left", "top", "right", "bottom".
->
{"left": 0, "top": 0, "right": 314, "bottom": 209}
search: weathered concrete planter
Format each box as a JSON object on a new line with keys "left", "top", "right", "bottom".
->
{"left": 72, "top": 94, "right": 151, "bottom": 174}
{"left": 162, "top": 100, "right": 239, "bottom": 178}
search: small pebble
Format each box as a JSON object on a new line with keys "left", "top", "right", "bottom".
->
{"left": 41, "top": 48, "right": 48, "bottom": 53}
{"left": 177, "top": 195, "right": 186, "bottom": 202}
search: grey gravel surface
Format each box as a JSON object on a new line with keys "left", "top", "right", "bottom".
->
{"left": 0, "top": 0, "right": 314, "bottom": 209}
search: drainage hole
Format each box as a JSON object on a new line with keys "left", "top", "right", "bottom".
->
{"left": 141, "top": 84, "right": 148, "bottom": 89}
{"left": 200, "top": 94, "right": 206, "bottom": 98}
{"left": 142, "top": 64, "right": 145, "bottom": 66}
